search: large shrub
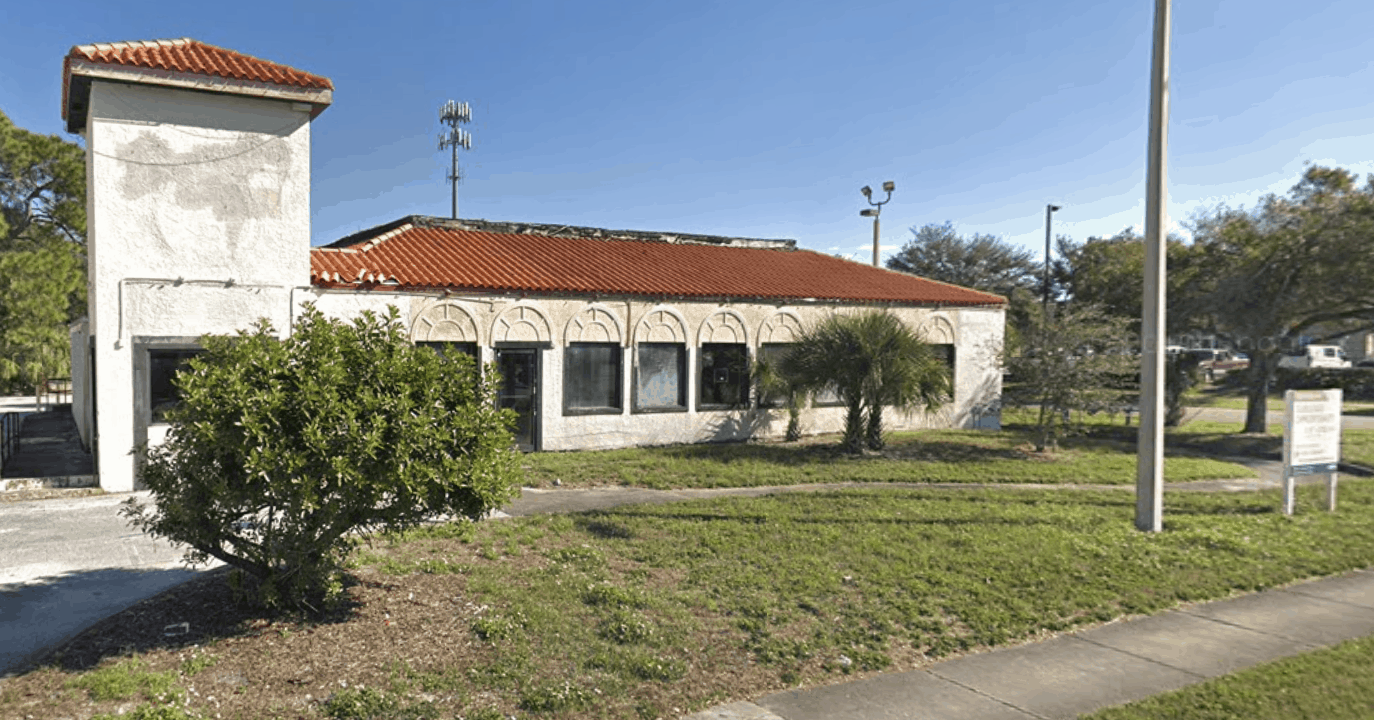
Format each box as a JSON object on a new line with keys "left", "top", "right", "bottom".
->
{"left": 1004, "top": 304, "right": 1135, "bottom": 451}
{"left": 122, "top": 306, "right": 521, "bottom": 611}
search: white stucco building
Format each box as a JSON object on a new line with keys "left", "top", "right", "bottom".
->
{"left": 63, "top": 39, "right": 1006, "bottom": 493}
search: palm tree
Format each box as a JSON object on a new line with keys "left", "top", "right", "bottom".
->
{"left": 752, "top": 351, "right": 803, "bottom": 441}
{"left": 782, "top": 311, "right": 951, "bottom": 453}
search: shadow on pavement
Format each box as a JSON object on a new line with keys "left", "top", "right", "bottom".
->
{"left": 1, "top": 565, "right": 362, "bottom": 678}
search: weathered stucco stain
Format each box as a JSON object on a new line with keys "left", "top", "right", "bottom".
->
{"left": 116, "top": 130, "right": 293, "bottom": 257}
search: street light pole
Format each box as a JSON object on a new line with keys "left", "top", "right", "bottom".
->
{"left": 861, "top": 181, "right": 895, "bottom": 267}
{"left": 1137, "top": 0, "right": 1173, "bottom": 533}
{"left": 1043, "top": 204, "right": 1061, "bottom": 309}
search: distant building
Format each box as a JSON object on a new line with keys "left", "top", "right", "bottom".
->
{"left": 63, "top": 38, "right": 1006, "bottom": 493}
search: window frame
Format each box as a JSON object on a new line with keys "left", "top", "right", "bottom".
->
{"left": 756, "top": 342, "right": 797, "bottom": 409}
{"left": 697, "top": 342, "right": 750, "bottom": 410}
{"left": 633, "top": 342, "right": 688, "bottom": 413}
{"left": 931, "top": 343, "right": 956, "bottom": 399}
{"left": 562, "top": 342, "right": 624, "bottom": 416}
{"left": 134, "top": 337, "right": 206, "bottom": 427}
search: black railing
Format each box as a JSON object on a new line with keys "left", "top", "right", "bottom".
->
{"left": 37, "top": 378, "right": 72, "bottom": 411}
{"left": 1, "top": 412, "right": 20, "bottom": 472}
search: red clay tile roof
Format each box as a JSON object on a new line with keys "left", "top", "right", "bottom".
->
{"left": 66, "top": 38, "right": 333, "bottom": 90}
{"left": 310, "top": 217, "right": 1006, "bottom": 307}
{"left": 62, "top": 38, "right": 334, "bottom": 132}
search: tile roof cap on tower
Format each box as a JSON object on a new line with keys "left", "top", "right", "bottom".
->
{"left": 310, "top": 216, "right": 1007, "bottom": 308}
{"left": 63, "top": 38, "right": 333, "bottom": 132}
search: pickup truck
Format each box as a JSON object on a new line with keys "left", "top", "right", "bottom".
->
{"left": 1182, "top": 348, "right": 1249, "bottom": 381}
{"left": 1277, "top": 345, "right": 1352, "bottom": 370}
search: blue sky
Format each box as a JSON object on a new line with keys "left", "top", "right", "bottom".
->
{"left": 4, "top": 0, "right": 1373, "bottom": 262}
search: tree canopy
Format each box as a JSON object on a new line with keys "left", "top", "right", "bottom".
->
{"left": 0, "top": 110, "right": 87, "bottom": 393}
{"left": 887, "top": 222, "right": 1039, "bottom": 297}
{"left": 1183, "top": 164, "right": 1374, "bottom": 431}
{"left": 1053, "top": 228, "right": 1196, "bottom": 333}
{"left": 1, "top": 110, "right": 85, "bottom": 249}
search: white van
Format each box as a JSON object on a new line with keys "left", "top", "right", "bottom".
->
{"left": 1277, "top": 345, "right": 1351, "bottom": 370}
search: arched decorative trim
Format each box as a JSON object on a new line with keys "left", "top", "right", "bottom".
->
{"left": 634, "top": 307, "right": 688, "bottom": 344}
{"left": 919, "top": 313, "right": 957, "bottom": 345}
{"left": 698, "top": 309, "right": 750, "bottom": 346}
{"left": 564, "top": 304, "right": 624, "bottom": 345}
{"left": 411, "top": 301, "right": 481, "bottom": 344}
{"left": 758, "top": 310, "right": 804, "bottom": 345}
{"left": 491, "top": 303, "right": 553, "bottom": 344}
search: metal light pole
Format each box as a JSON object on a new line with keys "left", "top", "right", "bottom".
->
{"left": 1043, "top": 204, "right": 1061, "bottom": 309}
{"left": 1137, "top": 0, "right": 1173, "bottom": 533}
{"left": 861, "top": 181, "right": 895, "bottom": 267}
{"left": 438, "top": 100, "right": 473, "bottom": 220}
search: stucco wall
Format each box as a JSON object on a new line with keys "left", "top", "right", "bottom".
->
{"left": 304, "top": 288, "right": 1005, "bottom": 451}
{"left": 68, "top": 318, "right": 92, "bottom": 451}
{"left": 85, "top": 81, "right": 314, "bottom": 491}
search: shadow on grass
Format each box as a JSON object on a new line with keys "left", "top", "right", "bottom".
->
{"left": 1169, "top": 432, "right": 1283, "bottom": 461}
{"left": 15, "top": 566, "right": 366, "bottom": 675}
{"left": 1033, "top": 419, "right": 1286, "bottom": 461}
{"left": 654, "top": 434, "right": 1033, "bottom": 466}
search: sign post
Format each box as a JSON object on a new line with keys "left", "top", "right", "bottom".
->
{"left": 1282, "top": 389, "right": 1342, "bottom": 514}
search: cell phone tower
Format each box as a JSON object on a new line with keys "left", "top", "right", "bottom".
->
{"left": 438, "top": 100, "right": 473, "bottom": 219}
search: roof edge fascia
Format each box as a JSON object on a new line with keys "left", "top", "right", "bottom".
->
{"left": 65, "top": 59, "right": 332, "bottom": 132}
{"left": 304, "top": 282, "right": 1006, "bottom": 309}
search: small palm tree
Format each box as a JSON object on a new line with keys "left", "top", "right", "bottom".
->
{"left": 752, "top": 352, "right": 803, "bottom": 441}
{"left": 783, "top": 311, "right": 951, "bottom": 453}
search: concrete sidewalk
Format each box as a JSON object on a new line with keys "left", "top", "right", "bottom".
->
{"left": 687, "top": 568, "right": 1374, "bottom": 720}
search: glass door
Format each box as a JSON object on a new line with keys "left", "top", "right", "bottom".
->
{"left": 496, "top": 348, "right": 539, "bottom": 451}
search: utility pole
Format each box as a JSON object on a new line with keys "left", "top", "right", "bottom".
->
{"left": 1137, "top": 0, "right": 1172, "bottom": 532}
{"left": 438, "top": 100, "right": 473, "bottom": 220}
{"left": 1043, "top": 204, "right": 1060, "bottom": 310}
{"left": 860, "top": 181, "right": 895, "bottom": 267}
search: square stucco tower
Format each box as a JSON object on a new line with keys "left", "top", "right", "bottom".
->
{"left": 63, "top": 39, "right": 332, "bottom": 491}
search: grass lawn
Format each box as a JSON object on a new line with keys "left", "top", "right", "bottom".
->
{"left": 522, "top": 426, "right": 1254, "bottom": 489}
{"left": 1166, "top": 420, "right": 1374, "bottom": 471}
{"left": 1003, "top": 406, "right": 1374, "bottom": 472}
{"left": 1184, "top": 385, "right": 1285, "bottom": 412}
{"left": 9, "top": 482, "right": 1374, "bottom": 720}
{"left": 1083, "top": 633, "right": 1374, "bottom": 720}
{"left": 1343, "top": 430, "right": 1374, "bottom": 469}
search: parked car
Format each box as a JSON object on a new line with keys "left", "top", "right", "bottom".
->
{"left": 1182, "top": 348, "right": 1249, "bottom": 381}
{"left": 1277, "top": 345, "right": 1352, "bottom": 370}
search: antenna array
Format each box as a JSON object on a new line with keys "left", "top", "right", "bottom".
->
{"left": 438, "top": 100, "right": 473, "bottom": 219}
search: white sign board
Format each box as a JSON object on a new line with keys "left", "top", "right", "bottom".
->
{"left": 1284, "top": 389, "right": 1342, "bottom": 469}
{"left": 1283, "top": 388, "right": 1342, "bottom": 515}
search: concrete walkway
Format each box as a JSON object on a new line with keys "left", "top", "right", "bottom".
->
{"left": 0, "top": 405, "right": 95, "bottom": 491}
{"left": 1186, "top": 404, "right": 1374, "bottom": 430}
{"left": 687, "top": 568, "right": 1374, "bottom": 720}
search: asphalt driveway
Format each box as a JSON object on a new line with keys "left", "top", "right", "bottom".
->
{"left": 0, "top": 492, "right": 217, "bottom": 675}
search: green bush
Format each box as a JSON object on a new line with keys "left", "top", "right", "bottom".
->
{"left": 1275, "top": 367, "right": 1374, "bottom": 400}
{"left": 122, "top": 305, "right": 522, "bottom": 611}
